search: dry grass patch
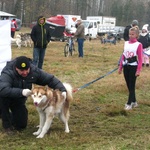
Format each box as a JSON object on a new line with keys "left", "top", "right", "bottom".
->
{"left": 1, "top": 27, "right": 150, "bottom": 149}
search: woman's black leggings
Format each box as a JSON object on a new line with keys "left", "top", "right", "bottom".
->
{"left": 123, "top": 65, "right": 137, "bottom": 105}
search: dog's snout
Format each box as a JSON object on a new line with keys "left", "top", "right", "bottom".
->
{"left": 34, "top": 102, "right": 38, "bottom": 106}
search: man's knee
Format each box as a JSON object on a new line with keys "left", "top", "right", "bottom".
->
{"left": 13, "top": 106, "right": 28, "bottom": 130}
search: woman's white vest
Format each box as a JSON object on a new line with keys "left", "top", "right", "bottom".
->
{"left": 123, "top": 41, "right": 140, "bottom": 66}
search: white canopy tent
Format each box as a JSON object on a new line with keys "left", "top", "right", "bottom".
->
{"left": 0, "top": 11, "right": 15, "bottom": 16}
{"left": 0, "top": 20, "right": 12, "bottom": 74}
{"left": 0, "top": 11, "right": 15, "bottom": 20}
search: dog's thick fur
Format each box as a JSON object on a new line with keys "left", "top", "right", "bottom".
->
{"left": 100, "top": 36, "right": 116, "bottom": 45}
{"left": 31, "top": 83, "right": 73, "bottom": 138}
{"left": 11, "top": 34, "right": 22, "bottom": 49}
{"left": 11, "top": 33, "right": 32, "bottom": 48}
{"left": 19, "top": 33, "right": 32, "bottom": 47}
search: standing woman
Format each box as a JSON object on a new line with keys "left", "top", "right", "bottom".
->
{"left": 118, "top": 26, "right": 143, "bottom": 110}
{"left": 74, "top": 19, "right": 85, "bottom": 58}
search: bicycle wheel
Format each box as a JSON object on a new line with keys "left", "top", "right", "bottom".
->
{"left": 69, "top": 45, "right": 73, "bottom": 56}
{"left": 69, "top": 40, "right": 75, "bottom": 56}
{"left": 64, "top": 44, "right": 70, "bottom": 57}
{"left": 72, "top": 43, "right": 75, "bottom": 52}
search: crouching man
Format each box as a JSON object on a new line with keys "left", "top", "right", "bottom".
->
{"left": 0, "top": 56, "right": 66, "bottom": 134}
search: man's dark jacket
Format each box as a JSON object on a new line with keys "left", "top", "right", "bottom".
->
{"left": 0, "top": 58, "right": 66, "bottom": 98}
{"left": 31, "top": 16, "right": 51, "bottom": 48}
{"left": 123, "top": 25, "right": 132, "bottom": 41}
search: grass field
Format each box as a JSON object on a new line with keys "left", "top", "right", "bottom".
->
{"left": 0, "top": 27, "right": 150, "bottom": 150}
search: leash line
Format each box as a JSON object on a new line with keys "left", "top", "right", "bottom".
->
{"left": 73, "top": 67, "right": 118, "bottom": 93}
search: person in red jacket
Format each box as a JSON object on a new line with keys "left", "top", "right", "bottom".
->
{"left": 11, "top": 18, "right": 17, "bottom": 38}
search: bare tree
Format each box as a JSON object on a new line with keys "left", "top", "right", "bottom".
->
{"left": 1, "top": 0, "right": 150, "bottom": 27}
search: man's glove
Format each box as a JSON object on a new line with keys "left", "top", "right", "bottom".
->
{"left": 62, "top": 91, "right": 67, "bottom": 100}
{"left": 22, "top": 89, "right": 32, "bottom": 97}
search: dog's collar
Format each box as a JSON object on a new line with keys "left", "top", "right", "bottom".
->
{"left": 42, "top": 99, "right": 50, "bottom": 111}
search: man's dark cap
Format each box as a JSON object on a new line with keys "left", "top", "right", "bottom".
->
{"left": 15, "top": 56, "right": 30, "bottom": 70}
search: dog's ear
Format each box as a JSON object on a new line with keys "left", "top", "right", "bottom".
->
{"left": 45, "top": 85, "right": 48, "bottom": 90}
{"left": 31, "top": 84, "right": 35, "bottom": 90}
{"left": 46, "top": 87, "right": 53, "bottom": 98}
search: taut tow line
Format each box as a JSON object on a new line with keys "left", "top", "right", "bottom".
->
{"left": 73, "top": 67, "right": 118, "bottom": 93}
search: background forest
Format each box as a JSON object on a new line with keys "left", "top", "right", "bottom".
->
{"left": 0, "top": 0, "right": 150, "bottom": 29}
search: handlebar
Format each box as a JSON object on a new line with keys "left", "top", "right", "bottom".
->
{"left": 63, "top": 31, "right": 75, "bottom": 37}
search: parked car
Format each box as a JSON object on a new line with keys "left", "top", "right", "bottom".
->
{"left": 113, "top": 26, "right": 125, "bottom": 39}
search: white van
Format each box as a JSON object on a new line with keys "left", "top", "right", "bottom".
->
{"left": 82, "top": 16, "right": 116, "bottom": 39}
{"left": 82, "top": 20, "right": 98, "bottom": 39}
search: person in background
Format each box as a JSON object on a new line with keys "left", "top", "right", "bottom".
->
{"left": 118, "top": 26, "right": 143, "bottom": 110}
{"left": 0, "top": 56, "right": 66, "bottom": 134}
{"left": 74, "top": 19, "right": 85, "bottom": 58}
{"left": 138, "top": 24, "right": 150, "bottom": 67}
{"left": 123, "top": 20, "right": 139, "bottom": 41}
{"left": 31, "top": 16, "right": 51, "bottom": 69}
{"left": 11, "top": 18, "right": 17, "bottom": 38}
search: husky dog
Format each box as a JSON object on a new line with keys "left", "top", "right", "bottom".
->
{"left": 19, "top": 33, "right": 32, "bottom": 47}
{"left": 31, "top": 83, "right": 73, "bottom": 138}
{"left": 100, "top": 33, "right": 117, "bottom": 45}
{"left": 11, "top": 34, "right": 22, "bottom": 49}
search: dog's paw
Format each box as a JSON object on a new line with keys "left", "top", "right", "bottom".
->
{"left": 36, "top": 125, "right": 40, "bottom": 128}
{"left": 33, "top": 131, "right": 40, "bottom": 136}
{"left": 36, "top": 134, "right": 44, "bottom": 138}
{"left": 65, "top": 129, "right": 70, "bottom": 133}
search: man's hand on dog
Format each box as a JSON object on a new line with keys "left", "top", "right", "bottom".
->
{"left": 62, "top": 91, "right": 66, "bottom": 100}
{"left": 22, "top": 89, "right": 32, "bottom": 97}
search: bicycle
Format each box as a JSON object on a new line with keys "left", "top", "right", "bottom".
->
{"left": 63, "top": 31, "right": 75, "bottom": 57}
